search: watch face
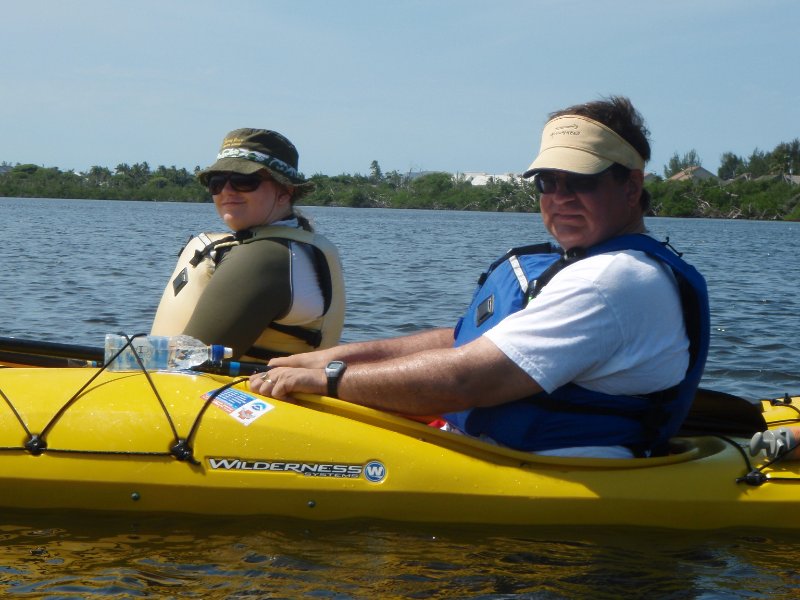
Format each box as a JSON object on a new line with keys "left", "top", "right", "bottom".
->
{"left": 325, "top": 361, "right": 346, "bottom": 398}
{"left": 326, "top": 361, "right": 345, "bottom": 375}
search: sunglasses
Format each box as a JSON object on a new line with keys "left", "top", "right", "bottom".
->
{"left": 206, "top": 173, "right": 266, "bottom": 195}
{"left": 534, "top": 168, "right": 610, "bottom": 195}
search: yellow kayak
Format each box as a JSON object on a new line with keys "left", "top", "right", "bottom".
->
{"left": 0, "top": 366, "right": 798, "bottom": 529}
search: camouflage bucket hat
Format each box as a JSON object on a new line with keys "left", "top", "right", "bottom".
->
{"left": 197, "top": 128, "right": 314, "bottom": 198}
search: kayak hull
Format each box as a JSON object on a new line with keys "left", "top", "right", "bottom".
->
{"left": 0, "top": 368, "right": 798, "bottom": 529}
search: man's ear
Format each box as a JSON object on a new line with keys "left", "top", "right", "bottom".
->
{"left": 627, "top": 170, "right": 644, "bottom": 206}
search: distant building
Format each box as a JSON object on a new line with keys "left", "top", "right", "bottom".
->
{"left": 644, "top": 172, "right": 660, "bottom": 183}
{"left": 460, "top": 172, "right": 521, "bottom": 186}
{"left": 668, "top": 165, "right": 717, "bottom": 182}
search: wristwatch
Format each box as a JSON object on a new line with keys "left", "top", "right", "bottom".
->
{"left": 325, "top": 360, "right": 347, "bottom": 398}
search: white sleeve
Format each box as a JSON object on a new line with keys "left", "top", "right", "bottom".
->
{"left": 484, "top": 251, "right": 689, "bottom": 396}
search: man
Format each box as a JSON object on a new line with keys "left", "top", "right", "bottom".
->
{"left": 249, "top": 96, "right": 709, "bottom": 458}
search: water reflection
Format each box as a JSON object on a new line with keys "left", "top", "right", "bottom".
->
{"left": 2, "top": 513, "right": 800, "bottom": 598}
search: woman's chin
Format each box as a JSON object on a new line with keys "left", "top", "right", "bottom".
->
{"left": 221, "top": 215, "right": 246, "bottom": 231}
{"left": 218, "top": 209, "right": 255, "bottom": 230}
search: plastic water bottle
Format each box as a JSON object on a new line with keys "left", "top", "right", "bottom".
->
{"left": 167, "top": 334, "right": 232, "bottom": 370}
{"left": 104, "top": 334, "right": 232, "bottom": 372}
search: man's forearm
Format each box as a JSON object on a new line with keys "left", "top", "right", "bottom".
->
{"left": 269, "top": 328, "right": 455, "bottom": 368}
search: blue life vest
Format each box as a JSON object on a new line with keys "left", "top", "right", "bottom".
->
{"left": 446, "top": 234, "right": 710, "bottom": 455}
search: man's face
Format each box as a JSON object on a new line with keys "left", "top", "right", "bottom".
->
{"left": 537, "top": 168, "right": 644, "bottom": 250}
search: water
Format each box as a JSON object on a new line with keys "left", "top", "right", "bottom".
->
{"left": 1, "top": 197, "right": 799, "bottom": 597}
{"left": 3, "top": 517, "right": 800, "bottom": 599}
{"left": 2, "top": 197, "right": 797, "bottom": 400}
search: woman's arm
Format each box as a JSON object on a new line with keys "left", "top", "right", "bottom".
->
{"left": 183, "top": 240, "right": 292, "bottom": 357}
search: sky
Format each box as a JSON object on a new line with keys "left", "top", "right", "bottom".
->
{"left": 1, "top": 0, "right": 798, "bottom": 179}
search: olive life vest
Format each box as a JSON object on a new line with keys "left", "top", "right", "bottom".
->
{"left": 445, "top": 234, "right": 710, "bottom": 455}
{"left": 151, "top": 223, "right": 345, "bottom": 361}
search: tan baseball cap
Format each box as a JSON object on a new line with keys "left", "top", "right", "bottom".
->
{"left": 523, "top": 115, "right": 645, "bottom": 177}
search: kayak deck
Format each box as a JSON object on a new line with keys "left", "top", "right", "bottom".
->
{"left": 0, "top": 367, "right": 798, "bottom": 529}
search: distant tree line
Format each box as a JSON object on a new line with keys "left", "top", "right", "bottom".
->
{"left": 647, "top": 176, "right": 799, "bottom": 220}
{"left": 663, "top": 139, "right": 800, "bottom": 180}
{"left": 2, "top": 138, "right": 799, "bottom": 220}
{"left": 301, "top": 164, "right": 538, "bottom": 212}
{"left": 654, "top": 138, "right": 800, "bottom": 219}
{"left": 0, "top": 162, "right": 206, "bottom": 202}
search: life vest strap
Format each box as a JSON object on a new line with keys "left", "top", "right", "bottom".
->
{"left": 245, "top": 323, "right": 323, "bottom": 361}
{"left": 188, "top": 236, "right": 237, "bottom": 267}
{"left": 267, "top": 322, "right": 323, "bottom": 347}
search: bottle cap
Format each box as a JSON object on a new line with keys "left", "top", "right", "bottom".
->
{"left": 210, "top": 345, "right": 233, "bottom": 363}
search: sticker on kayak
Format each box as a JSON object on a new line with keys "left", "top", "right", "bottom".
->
{"left": 202, "top": 388, "right": 274, "bottom": 426}
{"left": 207, "top": 458, "right": 387, "bottom": 482}
{"left": 363, "top": 460, "right": 386, "bottom": 483}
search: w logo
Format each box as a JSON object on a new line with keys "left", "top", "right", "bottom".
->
{"left": 363, "top": 460, "right": 386, "bottom": 483}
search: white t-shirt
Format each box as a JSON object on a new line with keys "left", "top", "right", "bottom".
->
{"left": 484, "top": 248, "right": 690, "bottom": 458}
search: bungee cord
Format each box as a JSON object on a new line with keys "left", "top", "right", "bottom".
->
{"left": 0, "top": 333, "right": 250, "bottom": 465}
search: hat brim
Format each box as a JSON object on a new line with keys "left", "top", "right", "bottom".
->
{"left": 197, "top": 157, "right": 314, "bottom": 198}
{"left": 522, "top": 114, "right": 645, "bottom": 179}
{"left": 522, "top": 148, "right": 614, "bottom": 178}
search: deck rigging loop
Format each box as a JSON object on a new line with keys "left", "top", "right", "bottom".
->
{"left": 23, "top": 433, "right": 46, "bottom": 456}
{"left": 170, "top": 376, "right": 249, "bottom": 465}
{"left": 170, "top": 439, "right": 198, "bottom": 464}
{"left": 712, "top": 434, "right": 799, "bottom": 487}
{"left": 0, "top": 334, "right": 250, "bottom": 462}
{"left": 20, "top": 332, "right": 182, "bottom": 454}
{"left": 771, "top": 393, "right": 795, "bottom": 407}
{"left": 0, "top": 386, "right": 34, "bottom": 439}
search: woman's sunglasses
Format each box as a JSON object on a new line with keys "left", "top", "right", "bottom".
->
{"left": 534, "top": 168, "right": 610, "bottom": 195}
{"left": 206, "top": 173, "right": 266, "bottom": 195}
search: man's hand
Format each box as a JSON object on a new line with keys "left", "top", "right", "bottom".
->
{"left": 249, "top": 366, "right": 327, "bottom": 400}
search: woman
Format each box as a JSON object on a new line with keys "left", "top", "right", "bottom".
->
{"left": 151, "top": 128, "right": 345, "bottom": 361}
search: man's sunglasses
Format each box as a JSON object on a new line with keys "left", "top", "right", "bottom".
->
{"left": 206, "top": 173, "right": 266, "bottom": 195}
{"left": 534, "top": 168, "right": 610, "bottom": 195}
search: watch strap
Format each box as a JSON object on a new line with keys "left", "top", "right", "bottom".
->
{"left": 327, "top": 372, "right": 338, "bottom": 398}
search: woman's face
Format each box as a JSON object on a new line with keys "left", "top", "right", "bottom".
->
{"left": 210, "top": 172, "right": 293, "bottom": 231}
